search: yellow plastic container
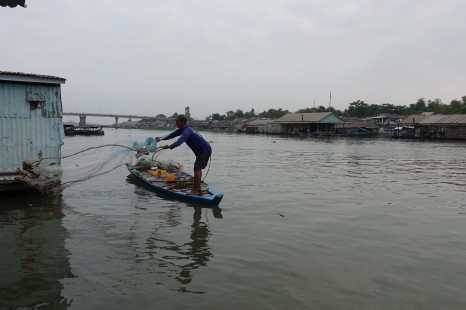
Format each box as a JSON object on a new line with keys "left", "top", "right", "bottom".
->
{"left": 151, "top": 169, "right": 167, "bottom": 177}
{"left": 165, "top": 173, "right": 175, "bottom": 182}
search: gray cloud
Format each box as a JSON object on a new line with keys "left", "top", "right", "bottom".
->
{"left": 1, "top": 0, "right": 465, "bottom": 121}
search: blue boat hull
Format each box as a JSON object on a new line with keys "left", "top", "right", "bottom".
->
{"left": 126, "top": 164, "right": 223, "bottom": 206}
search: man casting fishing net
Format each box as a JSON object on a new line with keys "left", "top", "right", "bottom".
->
{"left": 156, "top": 114, "right": 212, "bottom": 195}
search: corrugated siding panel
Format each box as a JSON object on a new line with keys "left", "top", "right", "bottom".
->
{"left": 0, "top": 82, "right": 64, "bottom": 176}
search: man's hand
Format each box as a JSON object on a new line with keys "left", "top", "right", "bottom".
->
{"left": 161, "top": 145, "right": 170, "bottom": 150}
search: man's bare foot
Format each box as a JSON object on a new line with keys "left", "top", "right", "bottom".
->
{"left": 186, "top": 190, "right": 202, "bottom": 196}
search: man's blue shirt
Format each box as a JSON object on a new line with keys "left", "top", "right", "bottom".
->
{"left": 162, "top": 125, "right": 211, "bottom": 155}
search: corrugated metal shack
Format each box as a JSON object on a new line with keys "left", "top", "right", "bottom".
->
{"left": 0, "top": 71, "right": 66, "bottom": 191}
{"left": 394, "top": 113, "right": 466, "bottom": 140}
{"left": 269, "top": 112, "right": 343, "bottom": 135}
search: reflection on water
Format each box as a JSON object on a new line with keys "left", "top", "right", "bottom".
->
{"left": 0, "top": 193, "right": 73, "bottom": 309}
{"left": 143, "top": 207, "right": 221, "bottom": 294}
{"left": 4, "top": 131, "right": 466, "bottom": 309}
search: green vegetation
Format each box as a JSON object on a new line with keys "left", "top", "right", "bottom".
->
{"left": 206, "top": 96, "right": 466, "bottom": 120}
{"left": 209, "top": 108, "right": 289, "bottom": 120}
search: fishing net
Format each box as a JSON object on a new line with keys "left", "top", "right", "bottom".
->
{"left": 133, "top": 137, "right": 158, "bottom": 152}
{"left": 152, "top": 160, "right": 183, "bottom": 173}
{"left": 133, "top": 155, "right": 183, "bottom": 173}
{"left": 15, "top": 138, "right": 184, "bottom": 195}
{"left": 57, "top": 145, "right": 135, "bottom": 192}
{"left": 16, "top": 144, "right": 135, "bottom": 195}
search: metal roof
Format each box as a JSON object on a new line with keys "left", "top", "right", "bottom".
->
{"left": 398, "top": 114, "right": 432, "bottom": 124}
{"left": 0, "top": 71, "right": 66, "bottom": 84}
{"left": 419, "top": 114, "right": 466, "bottom": 125}
{"left": 275, "top": 112, "right": 342, "bottom": 123}
{"left": 0, "top": 0, "right": 26, "bottom": 7}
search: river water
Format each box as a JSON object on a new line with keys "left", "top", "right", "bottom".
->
{"left": 1, "top": 129, "right": 466, "bottom": 310}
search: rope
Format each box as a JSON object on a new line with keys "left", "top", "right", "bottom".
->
{"left": 202, "top": 154, "right": 212, "bottom": 182}
{"left": 32, "top": 144, "right": 137, "bottom": 166}
{"left": 151, "top": 148, "right": 164, "bottom": 161}
{"left": 62, "top": 144, "right": 136, "bottom": 159}
{"left": 59, "top": 163, "right": 126, "bottom": 187}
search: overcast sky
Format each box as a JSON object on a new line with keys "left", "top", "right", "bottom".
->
{"left": 2, "top": 0, "right": 465, "bottom": 121}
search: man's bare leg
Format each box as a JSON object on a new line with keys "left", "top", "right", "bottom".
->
{"left": 188, "top": 169, "right": 202, "bottom": 195}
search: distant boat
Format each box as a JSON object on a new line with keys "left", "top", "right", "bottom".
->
{"left": 64, "top": 125, "right": 104, "bottom": 136}
{"left": 63, "top": 124, "right": 76, "bottom": 136}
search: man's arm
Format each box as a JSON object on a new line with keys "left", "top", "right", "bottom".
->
{"left": 169, "top": 127, "right": 192, "bottom": 149}
{"left": 156, "top": 128, "right": 181, "bottom": 142}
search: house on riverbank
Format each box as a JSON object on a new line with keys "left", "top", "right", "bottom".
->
{"left": 242, "top": 112, "right": 343, "bottom": 135}
{"left": 243, "top": 118, "right": 270, "bottom": 133}
{"left": 394, "top": 113, "right": 466, "bottom": 140}
{"left": 0, "top": 71, "right": 66, "bottom": 192}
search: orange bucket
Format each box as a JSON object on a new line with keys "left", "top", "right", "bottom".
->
{"left": 165, "top": 173, "right": 175, "bottom": 181}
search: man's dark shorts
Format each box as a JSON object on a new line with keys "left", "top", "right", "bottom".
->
{"left": 194, "top": 149, "right": 212, "bottom": 170}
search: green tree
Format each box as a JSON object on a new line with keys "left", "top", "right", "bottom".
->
{"left": 366, "top": 104, "right": 380, "bottom": 116}
{"left": 235, "top": 109, "right": 244, "bottom": 119}
{"left": 427, "top": 99, "right": 442, "bottom": 113}
{"left": 211, "top": 113, "right": 225, "bottom": 121}
{"left": 449, "top": 98, "right": 466, "bottom": 114}
{"left": 225, "top": 110, "right": 235, "bottom": 120}
{"left": 346, "top": 100, "right": 369, "bottom": 118}
{"left": 404, "top": 98, "right": 426, "bottom": 114}
{"left": 258, "top": 108, "right": 289, "bottom": 119}
{"left": 244, "top": 108, "right": 256, "bottom": 119}
{"left": 296, "top": 107, "right": 318, "bottom": 113}
{"left": 379, "top": 103, "right": 405, "bottom": 115}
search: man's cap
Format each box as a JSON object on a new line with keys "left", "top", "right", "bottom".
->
{"left": 176, "top": 114, "right": 188, "bottom": 122}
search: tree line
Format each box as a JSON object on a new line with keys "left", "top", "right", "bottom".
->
{"left": 207, "top": 96, "right": 466, "bottom": 120}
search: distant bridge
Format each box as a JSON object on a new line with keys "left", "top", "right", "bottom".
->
{"left": 63, "top": 112, "right": 172, "bottom": 126}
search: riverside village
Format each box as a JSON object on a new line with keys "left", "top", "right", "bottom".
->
{"left": 114, "top": 106, "right": 466, "bottom": 141}
{"left": 1, "top": 71, "right": 466, "bottom": 193}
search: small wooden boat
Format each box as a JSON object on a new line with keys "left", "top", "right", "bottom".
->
{"left": 126, "top": 163, "right": 223, "bottom": 206}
